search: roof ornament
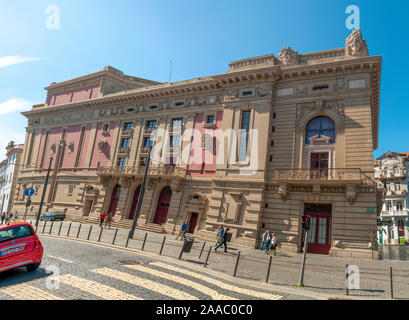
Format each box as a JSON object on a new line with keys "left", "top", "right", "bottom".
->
{"left": 277, "top": 47, "right": 299, "bottom": 65}
{"left": 345, "top": 29, "right": 368, "bottom": 57}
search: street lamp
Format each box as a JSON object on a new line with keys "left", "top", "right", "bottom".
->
{"left": 35, "top": 157, "right": 53, "bottom": 230}
{"left": 128, "top": 146, "right": 152, "bottom": 239}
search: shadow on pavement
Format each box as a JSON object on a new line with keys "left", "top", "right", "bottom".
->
{"left": 0, "top": 267, "right": 50, "bottom": 288}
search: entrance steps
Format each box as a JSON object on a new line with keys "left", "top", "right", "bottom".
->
{"left": 69, "top": 216, "right": 166, "bottom": 234}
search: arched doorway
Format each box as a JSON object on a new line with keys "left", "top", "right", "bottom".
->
{"left": 108, "top": 184, "right": 121, "bottom": 216}
{"left": 128, "top": 185, "right": 141, "bottom": 220}
{"left": 153, "top": 186, "right": 172, "bottom": 224}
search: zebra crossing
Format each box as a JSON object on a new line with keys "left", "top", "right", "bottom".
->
{"left": 0, "top": 260, "right": 283, "bottom": 300}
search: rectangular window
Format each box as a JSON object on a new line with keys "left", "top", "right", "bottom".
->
{"left": 397, "top": 202, "right": 403, "bottom": 211}
{"left": 206, "top": 115, "right": 215, "bottom": 124}
{"left": 117, "top": 157, "right": 127, "bottom": 168}
{"left": 124, "top": 122, "right": 134, "bottom": 130}
{"left": 172, "top": 118, "right": 183, "bottom": 130}
{"left": 238, "top": 111, "right": 251, "bottom": 162}
{"left": 102, "top": 124, "right": 109, "bottom": 132}
{"left": 140, "top": 157, "right": 148, "bottom": 166}
{"left": 143, "top": 137, "right": 153, "bottom": 147}
{"left": 242, "top": 90, "right": 253, "bottom": 97}
{"left": 146, "top": 120, "right": 157, "bottom": 128}
{"left": 170, "top": 135, "right": 180, "bottom": 148}
{"left": 121, "top": 138, "right": 130, "bottom": 148}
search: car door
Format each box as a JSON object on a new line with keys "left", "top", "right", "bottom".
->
{"left": 0, "top": 225, "right": 36, "bottom": 271}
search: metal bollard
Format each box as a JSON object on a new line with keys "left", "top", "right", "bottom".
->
{"left": 233, "top": 251, "right": 241, "bottom": 277}
{"left": 87, "top": 225, "right": 93, "bottom": 240}
{"left": 141, "top": 233, "right": 148, "bottom": 251}
{"left": 76, "top": 224, "right": 82, "bottom": 238}
{"left": 42, "top": 221, "right": 47, "bottom": 234}
{"left": 204, "top": 246, "right": 212, "bottom": 268}
{"left": 98, "top": 227, "right": 103, "bottom": 242}
{"left": 199, "top": 242, "right": 206, "bottom": 259}
{"left": 265, "top": 255, "right": 273, "bottom": 283}
{"left": 58, "top": 222, "right": 63, "bottom": 236}
{"left": 49, "top": 221, "right": 54, "bottom": 234}
{"left": 67, "top": 223, "right": 72, "bottom": 237}
{"left": 112, "top": 229, "right": 118, "bottom": 245}
{"left": 159, "top": 236, "right": 166, "bottom": 255}
{"left": 178, "top": 240, "right": 186, "bottom": 260}
{"left": 346, "top": 264, "right": 349, "bottom": 296}
{"left": 125, "top": 236, "right": 130, "bottom": 248}
{"left": 390, "top": 267, "right": 394, "bottom": 299}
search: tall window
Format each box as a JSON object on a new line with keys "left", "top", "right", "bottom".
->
{"left": 238, "top": 111, "right": 251, "bottom": 161}
{"left": 117, "top": 157, "right": 126, "bottom": 168}
{"left": 305, "top": 116, "right": 335, "bottom": 144}
{"left": 124, "top": 122, "right": 134, "bottom": 130}
{"left": 397, "top": 202, "right": 403, "bottom": 211}
{"left": 121, "top": 138, "right": 130, "bottom": 148}
{"left": 140, "top": 157, "right": 148, "bottom": 166}
{"left": 172, "top": 118, "right": 183, "bottom": 130}
{"left": 146, "top": 120, "right": 157, "bottom": 128}
{"left": 144, "top": 137, "right": 153, "bottom": 147}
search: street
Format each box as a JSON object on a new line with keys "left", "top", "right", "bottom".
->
{"left": 0, "top": 236, "right": 311, "bottom": 300}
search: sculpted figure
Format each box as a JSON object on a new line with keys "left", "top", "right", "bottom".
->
{"left": 277, "top": 47, "right": 299, "bottom": 65}
{"left": 345, "top": 29, "right": 368, "bottom": 56}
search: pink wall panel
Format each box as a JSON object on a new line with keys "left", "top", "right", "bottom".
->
{"left": 49, "top": 86, "right": 100, "bottom": 106}
{"left": 78, "top": 124, "right": 92, "bottom": 169}
{"left": 43, "top": 127, "right": 62, "bottom": 170}
{"left": 35, "top": 129, "right": 47, "bottom": 169}
{"left": 187, "top": 111, "right": 223, "bottom": 176}
{"left": 59, "top": 125, "right": 81, "bottom": 169}
{"left": 89, "top": 122, "right": 115, "bottom": 168}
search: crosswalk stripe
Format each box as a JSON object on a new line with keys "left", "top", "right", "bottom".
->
{"left": 124, "top": 264, "right": 237, "bottom": 300}
{"left": 91, "top": 267, "right": 199, "bottom": 300}
{"left": 1, "top": 283, "right": 63, "bottom": 300}
{"left": 151, "top": 262, "right": 282, "bottom": 300}
{"left": 59, "top": 274, "right": 141, "bottom": 300}
{"left": 47, "top": 255, "right": 73, "bottom": 263}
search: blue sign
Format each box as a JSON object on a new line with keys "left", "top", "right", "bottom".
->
{"left": 25, "top": 188, "right": 35, "bottom": 197}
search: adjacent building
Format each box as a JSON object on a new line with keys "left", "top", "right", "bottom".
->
{"left": 13, "top": 29, "right": 382, "bottom": 258}
{"left": 0, "top": 141, "right": 24, "bottom": 213}
{"left": 375, "top": 152, "right": 409, "bottom": 244}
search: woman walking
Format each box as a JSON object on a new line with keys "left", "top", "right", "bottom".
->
{"left": 267, "top": 233, "right": 279, "bottom": 256}
{"left": 105, "top": 212, "right": 113, "bottom": 229}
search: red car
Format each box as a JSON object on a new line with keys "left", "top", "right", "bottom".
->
{"left": 0, "top": 222, "right": 43, "bottom": 273}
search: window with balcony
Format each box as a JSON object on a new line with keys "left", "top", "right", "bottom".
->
{"left": 393, "top": 167, "right": 400, "bottom": 175}
{"left": 117, "top": 157, "right": 126, "bottom": 168}
{"left": 305, "top": 116, "right": 335, "bottom": 144}
{"left": 206, "top": 115, "right": 215, "bottom": 124}
{"left": 397, "top": 202, "right": 403, "bottom": 211}
{"left": 121, "top": 138, "right": 130, "bottom": 148}
{"left": 140, "top": 157, "right": 148, "bottom": 166}
{"left": 386, "top": 202, "right": 392, "bottom": 211}
{"left": 396, "top": 184, "right": 401, "bottom": 192}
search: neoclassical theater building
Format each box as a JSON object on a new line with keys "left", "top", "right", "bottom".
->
{"left": 13, "top": 30, "right": 382, "bottom": 258}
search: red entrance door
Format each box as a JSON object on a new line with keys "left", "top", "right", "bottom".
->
{"left": 108, "top": 184, "right": 121, "bottom": 216}
{"left": 153, "top": 186, "right": 172, "bottom": 224}
{"left": 188, "top": 212, "right": 199, "bottom": 234}
{"left": 128, "top": 186, "right": 141, "bottom": 220}
{"left": 310, "top": 152, "right": 329, "bottom": 179}
{"left": 301, "top": 203, "right": 332, "bottom": 255}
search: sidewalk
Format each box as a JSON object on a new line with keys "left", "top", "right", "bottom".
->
{"left": 26, "top": 218, "right": 409, "bottom": 300}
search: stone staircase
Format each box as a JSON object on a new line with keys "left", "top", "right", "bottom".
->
{"left": 69, "top": 216, "right": 167, "bottom": 234}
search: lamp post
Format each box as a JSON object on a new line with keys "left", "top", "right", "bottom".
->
{"left": 128, "top": 146, "right": 152, "bottom": 239}
{"left": 35, "top": 157, "right": 53, "bottom": 229}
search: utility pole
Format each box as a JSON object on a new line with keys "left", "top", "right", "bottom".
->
{"left": 35, "top": 157, "right": 53, "bottom": 229}
{"left": 128, "top": 146, "right": 152, "bottom": 239}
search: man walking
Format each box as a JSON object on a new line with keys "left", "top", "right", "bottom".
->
{"left": 260, "top": 230, "right": 272, "bottom": 252}
{"left": 175, "top": 220, "right": 188, "bottom": 240}
{"left": 215, "top": 225, "right": 224, "bottom": 247}
{"left": 1, "top": 212, "right": 5, "bottom": 224}
{"left": 105, "top": 212, "right": 113, "bottom": 229}
{"left": 99, "top": 212, "right": 107, "bottom": 228}
{"left": 215, "top": 227, "right": 229, "bottom": 253}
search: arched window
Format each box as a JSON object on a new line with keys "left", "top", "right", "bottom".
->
{"left": 305, "top": 116, "right": 335, "bottom": 144}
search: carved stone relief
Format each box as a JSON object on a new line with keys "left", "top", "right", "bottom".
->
{"left": 295, "top": 99, "right": 345, "bottom": 128}
{"left": 277, "top": 47, "right": 299, "bottom": 65}
{"left": 345, "top": 29, "right": 368, "bottom": 57}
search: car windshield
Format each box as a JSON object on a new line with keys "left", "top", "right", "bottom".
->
{"left": 0, "top": 226, "right": 34, "bottom": 243}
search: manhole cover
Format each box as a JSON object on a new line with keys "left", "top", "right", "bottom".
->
{"left": 118, "top": 260, "right": 141, "bottom": 265}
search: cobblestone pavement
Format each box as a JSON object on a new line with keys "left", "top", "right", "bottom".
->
{"left": 9, "top": 219, "right": 409, "bottom": 300}
{"left": 0, "top": 236, "right": 312, "bottom": 300}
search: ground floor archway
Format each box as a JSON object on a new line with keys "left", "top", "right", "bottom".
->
{"left": 128, "top": 185, "right": 141, "bottom": 220}
{"left": 153, "top": 186, "right": 172, "bottom": 224}
{"left": 108, "top": 184, "right": 121, "bottom": 216}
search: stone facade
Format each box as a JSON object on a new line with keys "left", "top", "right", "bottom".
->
{"left": 12, "top": 30, "right": 382, "bottom": 258}
{"left": 375, "top": 152, "right": 409, "bottom": 244}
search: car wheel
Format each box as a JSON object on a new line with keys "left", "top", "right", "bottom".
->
{"left": 26, "top": 262, "right": 41, "bottom": 272}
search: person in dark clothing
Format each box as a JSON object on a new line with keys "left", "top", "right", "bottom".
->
{"left": 214, "top": 227, "right": 229, "bottom": 253}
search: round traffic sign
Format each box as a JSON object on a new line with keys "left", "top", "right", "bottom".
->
{"left": 25, "top": 188, "right": 35, "bottom": 197}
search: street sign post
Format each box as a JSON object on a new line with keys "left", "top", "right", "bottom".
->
{"left": 25, "top": 188, "right": 35, "bottom": 197}
{"left": 298, "top": 215, "right": 311, "bottom": 287}
{"left": 23, "top": 188, "right": 35, "bottom": 221}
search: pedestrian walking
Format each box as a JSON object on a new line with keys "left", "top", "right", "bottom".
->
{"left": 214, "top": 227, "right": 229, "bottom": 253}
{"left": 13, "top": 212, "right": 19, "bottom": 222}
{"left": 105, "top": 212, "right": 113, "bottom": 229}
{"left": 260, "top": 230, "right": 272, "bottom": 252}
{"left": 5, "top": 212, "right": 10, "bottom": 225}
{"left": 214, "top": 225, "right": 224, "bottom": 247}
{"left": 175, "top": 220, "right": 188, "bottom": 240}
{"left": 99, "top": 212, "right": 107, "bottom": 228}
{"left": 267, "top": 233, "right": 279, "bottom": 256}
{"left": 1, "top": 212, "right": 5, "bottom": 224}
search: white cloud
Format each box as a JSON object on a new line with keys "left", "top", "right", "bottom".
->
{"left": 0, "top": 55, "right": 42, "bottom": 68}
{"left": 0, "top": 98, "right": 33, "bottom": 116}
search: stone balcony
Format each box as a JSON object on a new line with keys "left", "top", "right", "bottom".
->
{"left": 381, "top": 210, "right": 409, "bottom": 217}
{"left": 273, "top": 168, "right": 365, "bottom": 185}
{"left": 96, "top": 164, "right": 188, "bottom": 180}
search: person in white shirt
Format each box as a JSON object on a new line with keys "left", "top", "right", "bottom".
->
{"left": 260, "top": 230, "right": 272, "bottom": 252}
{"left": 267, "top": 233, "right": 279, "bottom": 256}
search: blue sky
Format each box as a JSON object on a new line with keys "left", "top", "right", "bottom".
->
{"left": 0, "top": 0, "right": 408, "bottom": 159}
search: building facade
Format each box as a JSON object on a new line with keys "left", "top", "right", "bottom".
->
{"left": 13, "top": 29, "right": 382, "bottom": 258}
{"left": 0, "top": 141, "right": 24, "bottom": 214}
{"left": 375, "top": 152, "right": 409, "bottom": 244}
